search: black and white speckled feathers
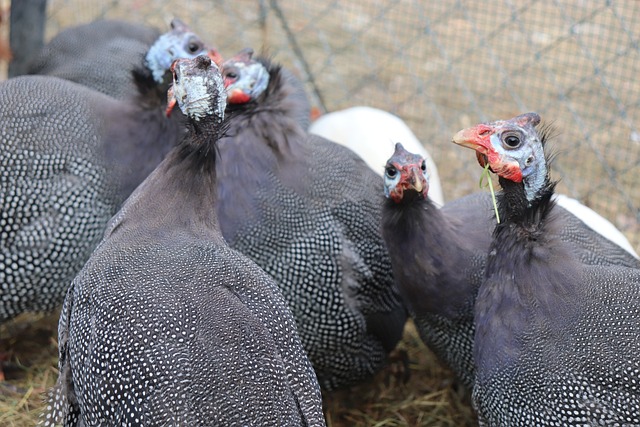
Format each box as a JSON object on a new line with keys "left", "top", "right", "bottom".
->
{"left": 382, "top": 142, "right": 640, "bottom": 391}
{"left": 45, "top": 55, "right": 326, "bottom": 427}
{"left": 0, "top": 21, "right": 217, "bottom": 323}
{"left": 454, "top": 113, "right": 640, "bottom": 426}
{"left": 216, "top": 49, "right": 407, "bottom": 390}
{"left": 0, "top": 72, "right": 182, "bottom": 322}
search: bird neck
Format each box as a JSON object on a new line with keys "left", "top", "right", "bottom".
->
{"left": 218, "top": 63, "right": 311, "bottom": 212}
{"left": 382, "top": 195, "right": 475, "bottom": 319}
{"left": 105, "top": 122, "right": 224, "bottom": 245}
{"left": 474, "top": 176, "right": 580, "bottom": 378}
{"left": 495, "top": 176, "right": 556, "bottom": 227}
{"left": 277, "top": 67, "right": 313, "bottom": 130}
{"left": 101, "top": 88, "right": 184, "bottom": 203}
{"left": 224, "top": 63, "right": 308, "bottom": 160}
{"left": 131, "top": 65, "right": 171, "bottom": 108}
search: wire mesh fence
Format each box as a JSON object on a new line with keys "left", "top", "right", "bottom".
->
{"left": 37, "top": 0, "right": 640, "bottom": 250}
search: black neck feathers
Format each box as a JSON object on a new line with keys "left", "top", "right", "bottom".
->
{"left": 382, "top": 193, "right": 476, "bottom": 318}
{"left": 225, "top": 57, "right": 308, "bottom": 158}
{"left": 176, "top": 118, "right": 228, "bottom": 177}
{"left": 494, "top": 177, "right": 557, "bottom": 237}
{"left": 475, "top": 156, "right": 580, "bottom": 377}
{"left": 106, "top": 111, "right": 227, "bottom": 244}
{"left": 131, "top": 65, "right": 168, "bottom": 109}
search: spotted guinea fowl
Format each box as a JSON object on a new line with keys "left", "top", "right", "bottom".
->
{"left": 381, "top": 142, "right": 640, "bottom": 390}
{"left": 0, "top": 28, "right": 217, "bottom": 323}
{"left": 27, "top": 18, "right": 220, "bottom": 101}
{"left": 215, "top": 49, "right": 406, "bottom": 390}
{"left": 45, "top": 55, "right": 325, "bottom": 427}
{"left": 452, "top": 112, "right": 640, "bottom": 425}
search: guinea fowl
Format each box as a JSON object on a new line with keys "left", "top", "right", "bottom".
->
{"left": 28, "top": 18, "right": 220, "bottom": 101}
{"left": 45, "top": 55, "right": 325, "bottom": 427}
{"left": 452, "top": 112, "right": 640, "bottom": 425}
{"left": 0, "top": 26, "right": 216, "bottom": 323}
{"left": 381, "top": 142, "right": 640, "bottom": 390}
{"left": 215, "top": 49, "right": 406, "bottom": 390}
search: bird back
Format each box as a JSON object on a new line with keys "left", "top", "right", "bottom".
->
{"left": 0, "top": 76, "right": 121, "bottom": 321}
{"left": 52, "top": 237, "right": 322, "bottom": 426}
{"left": 217, "top": 131, "right": 405, "bottom": 389}
{"left": 27, "top": 20, "right": 160, "bottom": 100}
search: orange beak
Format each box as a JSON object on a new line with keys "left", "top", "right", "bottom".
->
{"left": 165, "top": 88, "right": 177, "bottom": 117}
{"left": 452, "top": 125, "right": 493, "bottom": 154}
{"left": 165, "top": 60, "right": 179, "bottom": 117}
{"left": 207, "top": 48, "right": 223, "bottom": 67}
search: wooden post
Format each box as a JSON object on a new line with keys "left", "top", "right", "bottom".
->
{"left": 8, "top": 0, "right": 47, "bottom": 77}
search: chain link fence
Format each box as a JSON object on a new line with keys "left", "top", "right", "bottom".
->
{"left": 36, "top": 0, "right": 640, "bottom": 250}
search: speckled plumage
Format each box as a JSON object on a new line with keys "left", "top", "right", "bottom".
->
{"left": 27, "top": 20, "right": 159, "bottom": 100}
{"left": 454, "top": 113, "right": 640, "bottom": 426}
{"left": 0, "top": 75, "right": 180, "bottom": 322}
{"left": 45, "top": 55, "right": 326, "bottom": 427}
{"left": 216, "top": 51, "right": 406, "bottom": 390}
{"left": 28, "top": 19, "right": 215, "bottom": 101}
{"left": 381, "top": 143, "right": 640, "bottom": 391}
{"left": 1, "top": 22, "right": 215, "bottom": 323}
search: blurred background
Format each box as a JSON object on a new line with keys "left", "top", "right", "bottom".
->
{"left": 1, "top": 1, "right": 639, "bottom": 426}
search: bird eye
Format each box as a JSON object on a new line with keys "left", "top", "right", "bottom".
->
{"left": 226, "top": 72, "right": 238, "bottom": 79}
{"left": 420, "top": 161, "right": 426, "bottom": 171}
{"left": 385, "top": 167, "right": 397, "bottom": 178}
{"left": 187, "top": 39, "right": 202, "bottom": 54}
{"left": 503, "top": 134, "right": 521, "bottom": 148}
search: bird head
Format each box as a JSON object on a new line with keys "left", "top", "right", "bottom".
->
{"left": 383, "top": 142, "right": 430, "bottom": 204}
{"left": 146, "top": 18, "right": 222, "bottom": 85}
{"left": 165, "top": 55, "right": 226, "bottom": 124}
{"left": 221, "top": 48, "right": 270, "bottom": 104}
{"left": 451, "top": 113, "right": 543, "bottom": 184}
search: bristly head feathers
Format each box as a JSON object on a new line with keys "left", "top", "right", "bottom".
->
{"left": 218, "top": 48, "right": 308, "bottom": 161}
{"left": 131, "top": 64, "right": 165, "bottom": 108}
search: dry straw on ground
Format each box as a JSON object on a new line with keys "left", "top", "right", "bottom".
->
{"left": 1, "top": 314, "right": 477, "bottom": 427}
